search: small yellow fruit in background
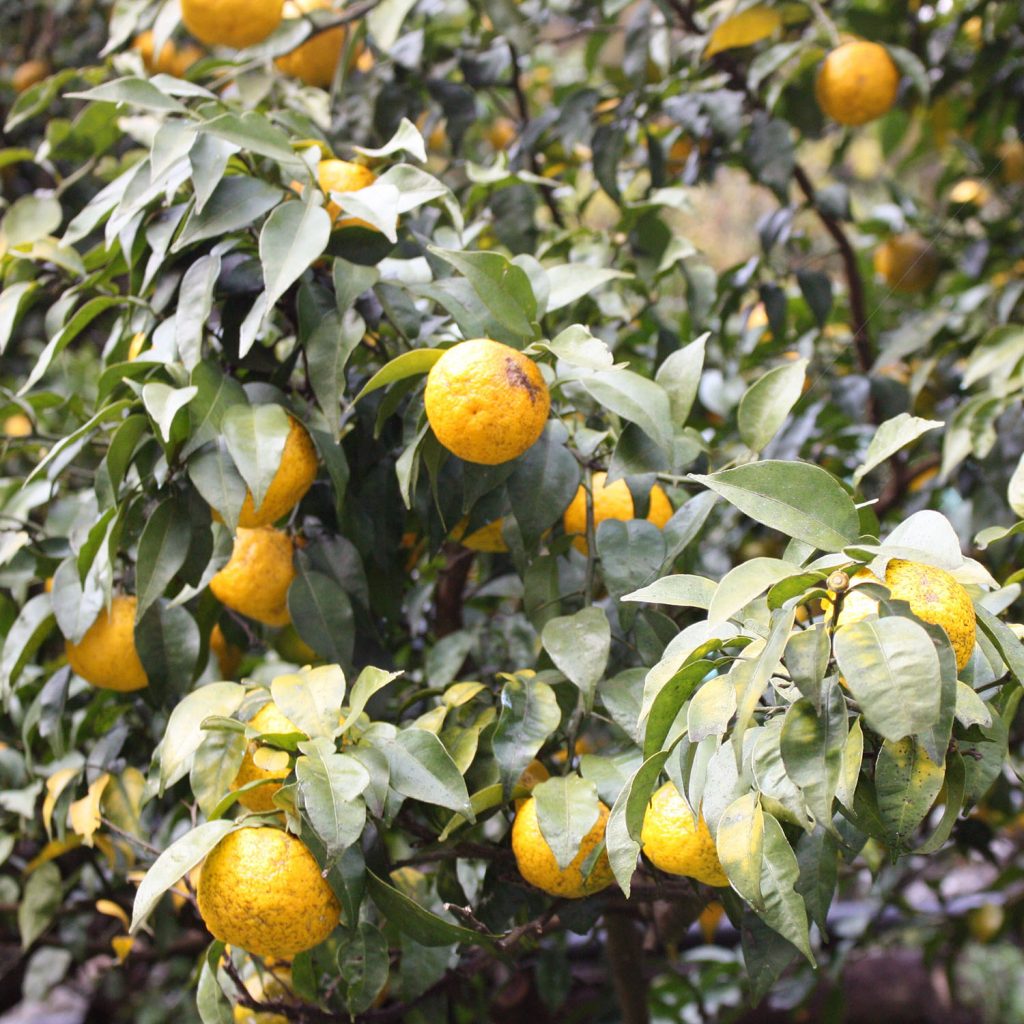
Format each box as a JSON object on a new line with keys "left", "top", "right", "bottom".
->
{"left": 451, "top": 517, "right": 508, "bottom": 553}
{"left": 132, "top": 32, "right": 202, "bottom": 77}
{"left": 511, "top": 795, "right": 615, "bottom": 898}
{"left": 823, "top": 558, "right": 976, "bottom": 671}
{"left": 66, "top": 595, "right": 149, "bottom": 692}
{"left": 2, "top": 413, "right": 32, "bottom": 437}
{"left": 486, "top": 117, "right": 517, "bottom": 151}
{"left": 210, "top": 528, "right": 295, "bottom": 627}
{"left": 949, "top": 178, "right": 990, "bottom": 206}
{"left": 698, "top": 901, "right": 725, "bottom": 943}
{"left": 180, "top": 0, "right": 284, "bottom": 49}
{"left": 210, "top": 624, "right": 243, "bottom": 679}
{"left": 815, "top": 41, "right": 900, "bottom": 126}
{"left": 12, "top": 59, "right": 49, "bottom": 93}
{"left": 562, "top": 471, "right": 673, "bottom": 555}
{"left": 424, "top": 339, "right": 550, "bottom": 466}
{"left": 514, "top": 759, "right": 550, "bottom": 810}
{"left": 275, "top": 0, "right": 358, "bottom": 88}
{"left": 197, "top": 827, "right": 340, "bottom": 958}
{"left": 640, "top": 781, "right": 729, "bottom": 887}
{"left": 296, "top": 160, "right": 377, "bottom": 231}
{"left": 231, "top": 703, "right": 300, "bottom": 812}
{"left": 873, "top": 233, "right": 939, "bottom": 294}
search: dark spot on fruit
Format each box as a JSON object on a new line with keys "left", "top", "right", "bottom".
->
{"left": 504, "top": 358, "right": 540, "bottom": 402}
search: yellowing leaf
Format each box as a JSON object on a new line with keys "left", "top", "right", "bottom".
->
{"left": 96, "top": 898, "right": 130, "bottom": 930}
{"left": 705, "top": 6, "right": 782, "bottom": 57}
{"left": 42, "top": 767, "right": 80, "bottom": 837}
{"left": 24, "top": 836, "right": 81, "bottom": 874}
{"left": 100, "top": 767, "right": 147, "bottom": 837}
{"left": 112, "top": 935, "right": 134, "bottom": 962}
{"left": 68, "top": 773, "right": 110, "bottom": 847}
{"left": 253, "top": 747, "right": 290, "bottom": 772}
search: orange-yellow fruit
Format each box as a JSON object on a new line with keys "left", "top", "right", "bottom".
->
{"left": 486, "top": 117, "right": 517, "bottom": 151}
{"left": 231, "top": 703, "right": 299, "bottom": 812}
{"left": 196, "top": 826, "right": 340, "bottom": 958}
{"left": 12, "top": 60, "right": 49, "bottom": 93}
{"left": 699, "top": 901, "right": 725, "bottom": 943}
{"left": 511, "top": 795, "right": 615, "bottom": 899}
{"left": 210, "top": 624, "right": 243, "bottom": 679}
{"left": 232, "top": 416, "right": 318, "bottom": 528}
{"left": 275, "top": 0, "right": 358, "bottom": 87}
{"left": 514, "top": 759, "right": 549, "bottom": 810}
{"left": 641, "top": 781, "right": 728, "bottom": 887}
{"left": 451, "top": 517, "right": 508, "bottom": 553}
{"left": 562, "top": 471, "right": 673, "bottom": 555}
{"left": 2, "top": 413, "right": 32, "bottom": 437}
{"left": 666, "top": 137, "right": 694, "bottom": 176}
{"left": 210, "top": 528, "right": 295, "bottom": 627}
{"left": 65, "top": 595, "right": 149, "bottom": 692}
{"left": 949, "top": 178, "right": 990, "bottom": 206}
{"left": 815, "top": 41, "right": 900, "bottom": 126}
{"left": 873, "top": 233, "right": 939, "bottom": 294}
{"left": 132, "top": 32, "right": 202, "bottom": 77}
{"left": 180, "top": 0, "right": 284, "bottom": 49}
{"left": 296, "top": 160, "right": 377, "bottom": 231}
{"left": 424, "top": 339, "right": 550, "bottom": 466}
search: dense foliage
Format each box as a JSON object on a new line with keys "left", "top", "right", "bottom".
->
{"left": 2, "top": 0, "right": 1024, "bottom": 1021}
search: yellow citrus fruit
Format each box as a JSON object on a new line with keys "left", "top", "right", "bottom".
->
{"left": 873, "top": 233, "right": 939, "bottom": 294}
{"left": 514, "top": 759, "right": 550, "bottom": 810}
{"left": 640, "top": 781, "right": 728, "bottom": 887}
{"left": 666, "top": 136, "right": 694, "bottom": 176}
{"left": 424, "top": 339, "right": 550, "bottom": 466}
{"left": 197, "top": 826, "right": 340, "bottom": 958}
{"left": 273, "top": 623, "right": 319, "bottom": 664}
{"left": 210, "top": 528, "right": 295, "bottom": 627}
{"left": 229, "top": 416, "right": 318, "bottom": 529}
{"left": 181, "top": 0, "right": 284, "bottom": 48}
{"left": 562, "top": 471, "right": 673, "bottom": 555}
{"left": 210, "top": 624, "right": 243, "bottom": 679}
{"left": 998, "top": 139, "right": 1024, "bottom": 184}
{"left": 815, "top": 41, "right": 900, "bottom": 126}
{"left": 451, "top": 517, "right": 508, "bottom": 553}
{"left": 231, "top": 703, "right": 299, "bottom": 812}
{"left": 698, "top": 901, "right": 725, "bottom": 943}
{"left": 511, "top": 795, "right": 615, "bottom": 899}
{"left": 66, "top": 595, "right": 148, "bottom": 692}
{"left": 949, "top": 179, "right": 990, "bottom": 206}
{"left": 2, "top": 413, "right": 32, "bottom": 437}
{"left": 132, "top": 32, "right": 202, "bottom": 77}
{"left": 275, "top": 0, "right": 358, "bottom": 87}
{"left": 126, "top": 332, "right": 148, "bottom": 361}
{"left": 233, "top": 968, "right": 291, "bottom": 1024}
{"left": 12, "top": 59, "right": 49, "bottom": 93}
{"left": 299, "top": 159, "right": 377, "bottom": 231}
{"left": 486, "top": 117, "right": 517, "bottom": 151}
{"left": 824, "top": 559, "right": 976, "bottom": 671}
{"left": 962, "top": 16, "right": 983, "bottom": 47}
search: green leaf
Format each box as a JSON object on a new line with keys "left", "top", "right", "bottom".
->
{"left": 708, "top": 558, "right": 801, "bottom": 623}
{"left": 287, "top": 569, "right": 355, "bottom": 670}
{"left": 755, "top": 812, "right": 813, "bottom": 962}
{"left": 196, "top": 942, "right": 232, "bottom": 1024}
{"left": 954, "top": 680, "right": 993, "bottom": 729}
{"left": 199, "top": 112, "right": 304, "bottom": 167}
{"left": 131, "top": 820, "right": 238, "bottom": 933}
{"left": 354, "top": 348, "right": 443, "bottom": 401}
{"left": 385, "top": 728, "right": 473, "bottom": 819}
{"left": 338, "top": 921, "right": 391, "bottom": 1015}
{"left": 738, "top": 360, "right": 807, "bottom": 453}
{"left": 750, "top": 721, "right": 812, "bottom": 830}
{"left": 159, "top": 682, "right": 246, "bottom": 789}
{"left": 188, "top": 443, "right": 247, "bottom": 531}
{"left": 295, "top": 737, "right": 370, "bottom": 860}
{"left": 272, "top": 665, "right": 346, "bottom": 739}
{"left": 366, "top": 870, "right": 488, "bottom": 947}
{"left": 429, "top": 247, "right": 538, "bottom": 344}
{"left": 174, "top": 176, "right": 283, "bottom": 251}
{"left": 541, "top": 607, "right": 611, "bottom": 711}
{"left": 596, "top": 520, "right": 666, "bottom": 601}
{"left": 623, "top": 574, "right": 716, "bottom": 609}
{"left": 655, "top": 334, "right": 706, "bottom": 427}
{"left": 794, "top": 827, "right": 838, "bottom": 934}
{"left": 174, "top": 253, "right": 221, "bottom": 372}
{"left": 506, "top": 423, "right": 581, "bottom": 546}
{"left": 577, "top": 367, "right": 673, "bottom": 453}
{"left": 642, "top": 659, "right": 716, "bottom": 759}
{"left": 19, "top": 862, "right": 61, "bottom": 950}
{"left": 0, "top": 281, "right": 37, "bottom": 355}
{"left": 688, "top": 675, "right": 737, "bottom": 743}
{"left": 733, "top": 606, "right": 796, "bottom": 758}
{"left": 691, "top": 461, "right": 859, "bottom": 552}
{"left": 191, "top": 728, "right": 247, "bottom": 819}
{"left": 185, "top": 362, "right": 248, "bottom": 459}
{"left": 260, "top": 200, "right": 332, "bottom": 310}
{"left": 135, "top": 602, "right": 200, "bottom": 706}
{"left": 67, "top": 77, "right": 187, "bottom": 113}
{"left": 533, "top": 775, "right": 602, "bottom": 872}
{"left": 833, "top": 617, "right": 941, "bottom": 742}
{"left": 492, "top": 675, "right": 561, "bottom": 799}
{"left": 741, "top": 909, "right": 800, "bottom": 1003}
{"left": 135, "top": 496, "right": 193, "bottom": 620}
{"left": 852, "top": 413, "right": 944, "bottom": 489}
{"left": 717, "top": 791, "right": 764, "bottom": 907}
{"left": 779, "top": 685, "right": 847, "bottom": 830}
{"left": 545, "top": 265, "right": 632, "bottom": 313}
{"left": 917, "top": 751, "right": 966, "bottom": 854}
{"left": 605, "top": 751, "right": 670, "bottom": 895}
{"left": 142, "top": 383, "right": 198, "bottom": 445}
{"left": 1, "top": 194, "right": 61, "bottom": 247}
{"left": 222, "top": 404, "right": 290, "bottom": 513}
{"left": 975, "top": 604, "right": 1024, "bottom": 687}
{"left": 306, "top": 309, "right": 364, "bottom": 434}
{"left": 340, "top": 666, "right": 402, "bottom": 734}
{"left": 874, "top": 736, "right": 945, "bottom": 851}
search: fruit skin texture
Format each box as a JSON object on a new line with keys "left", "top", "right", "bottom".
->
{"left": 210, "top": 528, "right": 295, "bottom": 627}
{"left": 451, "top": 517, "right": 508, "bottom": 553}
{"left": 66, "top": 595, "right": 148, "bottom": 692}
{"left": 815, "top": 41, "right": 900, "bottom": 126}
{"left": 197, "top": 826, "right": 340, "bottom": 958}
{"left": 828, "top": 559, "right": 976, "bottom": 671}
{"left": 275, "top": 0, "right": 354, "bottom": 87}
{"left": 12, "top": 60, "right": 49, "bottom": 93}
{"left": 873, "top": 233, "right": 939, "bottom": 294}
{"left": 424, "top": 339, "right": 550, "bottom": 466}
{"left": 231, "top": 703, "right": 299, "bottom": 812}
{"left": 640, "top": 781, "right": 728, "bottom": 887}
{"left": 312, "top": 160, "right": 377, "bottom": 231}
{"left": 236, "top": 416, "right": 318, "bottom": 528}
{"left": 563, "top": 471, "right": 673, "bottom": 555}
{"left": 181, "top": 0, "right": 284, "bottom": 49}
{"left": 511, "top": 795, "right": 615, "bottom": 899}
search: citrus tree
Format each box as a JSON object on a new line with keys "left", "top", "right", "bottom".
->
{"left": 2, "top": 0, "right": 1024, "bottom": 1020}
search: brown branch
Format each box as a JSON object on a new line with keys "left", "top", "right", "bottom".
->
{"left": 604, "top": 911, "right": 649, "bottom": 1024}
{"left": 222, "top": 953, "right": 340, "bottom": 1024}
{"left": 873, "top": 454, "right": 940, "bottom": 518}
{"left": 433, "top": 543, "right": 473, "bottom": 637}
